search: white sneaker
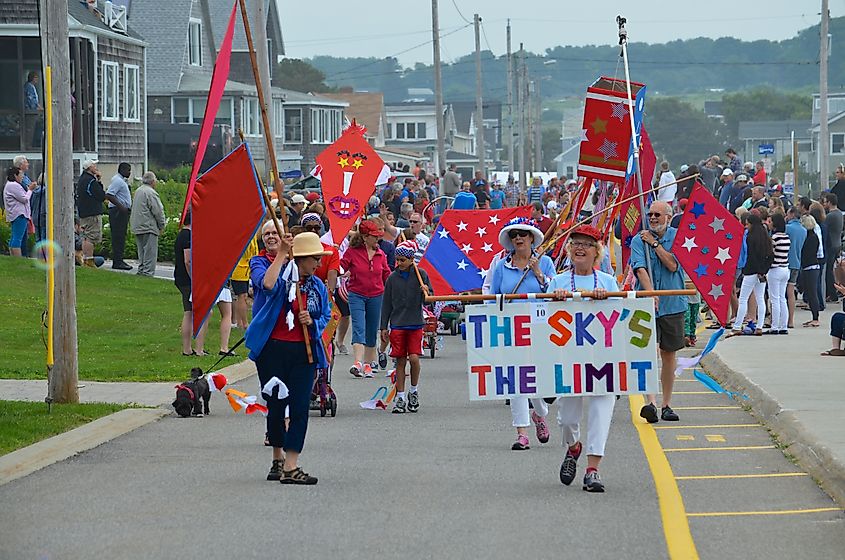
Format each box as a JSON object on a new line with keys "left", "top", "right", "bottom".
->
{"left": 337, "top": 344, "right": 349, "bottom": 355}
{"left": 350, "top": 361, "right": 363, "bottom": 378}
{"left": 363, "top": 363, "right": 374, "bottom": 378}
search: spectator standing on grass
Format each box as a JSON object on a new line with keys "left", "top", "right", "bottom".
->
{"left": 29, "top": 173, "right": 47, "bottom": 245}
{"left": 130, "top": 171, "right": 166, "bottom": 277}
{"left": 4, "top": 165, "right": 36, "bottom": 257}
{"left": 75, "top": 159, "right": 106, "bottom": 268}
{"left": 106, "top": 162, "right": 133, "bottom": 271}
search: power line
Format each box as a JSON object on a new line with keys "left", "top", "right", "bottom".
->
{"left": 480, "top": 21, "right": 494, "bottom": 54}
{"left": 450, "top": 0, "right": 472, "bottom": 24}
{"left": 284, "top": 24, "right": 466, "bottom": 46}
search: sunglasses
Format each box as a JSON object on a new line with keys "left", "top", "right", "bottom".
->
{"left": 508, "top": 230, "right": 532, "bottom": 239}
{"left": 303, "top": 225, "right": 321, "bottom": 232}
{"left": 409, "top": 220, "right": 420, "bottom": 224}
{"left": 647, "top": 212, "right": 665, "bottom": 218}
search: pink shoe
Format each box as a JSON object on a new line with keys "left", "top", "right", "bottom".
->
{"left": 511, "top": 433, "right": 530, "bottom": 450}
{"left": 531, "top": 411, "right": 550, "bottom": 443}
{"left": 363, "top": 363, "right": 374, "bottom": 378}
{"left": 350, "top": 361, "right": 363, "bottom": 378}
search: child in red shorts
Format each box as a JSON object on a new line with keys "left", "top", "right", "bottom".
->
{"left": 380, "top": 241, "right": 432, "bottom": 413}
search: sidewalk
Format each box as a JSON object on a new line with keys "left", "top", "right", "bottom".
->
{"left": 701, "top": 305, "right": 845, "bottom": 505}
{"left": 102, "top": 258, "right": 174, "bottom": 281}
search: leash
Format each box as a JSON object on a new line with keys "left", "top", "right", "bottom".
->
{"left": 206, "top": 336, "right": 246, "bottom": 372}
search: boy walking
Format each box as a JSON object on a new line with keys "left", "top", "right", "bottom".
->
{"left": 380, "top": 241, "right": 432, "bottom": 413}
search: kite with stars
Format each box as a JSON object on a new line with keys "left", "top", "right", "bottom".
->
{"left": 418, "top": 206, "right": 533, "bottom": 295}
{"left": 577, "top": 76, "right": 646, "bottom": 184}
{"left": 670, "top": 183, "right": 744, "bottom": 326}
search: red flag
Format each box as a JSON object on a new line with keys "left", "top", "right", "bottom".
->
{"left": 568, "top": 178, "right": 593, "bottom": 221}
{"left": 619, "top": 127, "right": 657, "bottom": 267}
{"left": 180, "top": 0, "right": 238, "bottom": 225}
{"left": 192, "top": 144, "right": 266, "bottom": 335}
{"left": 671, "top": 183, "right": 744, "bottom": 326}
{"left": 311, "top": 121, "right": 389, "bottom": 246}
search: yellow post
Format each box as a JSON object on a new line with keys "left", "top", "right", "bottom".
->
{"left": 45, "top": 66, "right": 55, "bottom": 367}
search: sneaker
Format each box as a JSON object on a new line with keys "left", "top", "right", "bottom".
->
{"left": 280, "top": 467, "right": 318, "bottom": 485}
{"left": 583, "top": 470, "right": 605, "bottom": 493}
{"left": 378, "top": 351, "right": 388, "bottom": 370}
{"left": 661, "top": 406, "right": 680, "bottom": 422}
{"left": 531, "top": 411, "right": 550, "bottom": 443}
{"left": 111, "top": 261, "right": 133, "bottom": 271}
{"left": 266, "top": 459, "right": 283, "bottom": 481}
{"left": 350, "top": 361, "right": 363, "bottom": 378}
{"left": 689, "top": 336, "right": 697, "bottom": 346}
{"left": 337, "top": 344, "right": 349, "bottom": 355}
{"left": 370, "top": 361, "right": 379, "bottom": 372}
{"left": 511, "top": 433, "right": 530, "bottom": 451}
{"left": 363, "top": 363, "right": 374, "bottom": 378}
{"left": 392, "top": 396, "right": 406, "bottom": 413}
{"left": 407, "top": 391, "right": 419, "bottom": 412}
{"left": 640, "top": 403, "right": 659, "bottom": 424}
{"left": 559, "top": 442, "right": 582, "bottom": 485}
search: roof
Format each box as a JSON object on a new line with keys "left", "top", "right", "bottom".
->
{"left": 737, "top": 120, "right": 812, "bottom": 140}
{"left": 449, "top": 100, "right": 502, "bottom": 134}
{"left": 129, "top": 0, "right": 194, "bottom": 94}
{"left": 68, "top": 0, "right": 145, "bottom": 42}
{"left": 810, "top": 112, "right": 845, "bottom": 132}
{"left": 176, "top": 74, "right": 346, "bottom": 106}
{"left": 321, "top": 92, "right": 384, "bottom": 136}
{"left": 552, "top": 141, "right": 581, "bottom": 163}
{"left": 376, "top": 146, "right": 427, "bottom": 160}
{"left": 446, "top": 149, "right": 476, "bottom": 161}
{"left": 206, "top": 0, "right": 284, "bottom": 53}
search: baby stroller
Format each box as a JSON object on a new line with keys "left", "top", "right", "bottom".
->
{"left": 421, "top": 306, "right": 443, "bottom": 359}
{"left": 310, "top": 300, "right": 341, "bottom": 417}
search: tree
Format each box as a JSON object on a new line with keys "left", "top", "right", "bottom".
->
{"left": 645, "top": 97, "right": 727, "bottom": 168}
{"left": 721, "top": 87, "right": 811, "bottom": 148}
{"left": 272, "top": 58, "right": 334, "bottom": 93}
{"left": 541, "top": 128, "right": 561, "bottom": 171}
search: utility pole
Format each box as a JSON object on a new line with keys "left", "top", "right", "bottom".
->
{"left": 534, "top": 79, "right": 542, "bottom": 170}
{"left": 474, "top": 13, "right": 485, "bottom": 176}
{"left": 517, "top": 44, "right": 526, "bottom": 192}
{"left": 251, "top": 0, "right": 274, "bottom": 172}
{"left": 506, "top": 20, "right": 514, "bottom": 177}
{"left": 41, "top": 0, "right": 79, "bottom": 403}
{"left": 432, "top": 0, "right": 447, "bottom": 182}
{"left": 820, "top": 0, "right": 830, "bottom": 194}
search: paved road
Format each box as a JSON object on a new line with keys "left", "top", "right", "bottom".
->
{"left": 1, "top": 337, "right": 844, "bottom": 559}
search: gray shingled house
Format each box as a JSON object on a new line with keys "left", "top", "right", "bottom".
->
{"left": 0, "top": 0, "right": 147, "bottom": 178}
{"left": 132, "top": 0, "right": 345, "bottom": 175}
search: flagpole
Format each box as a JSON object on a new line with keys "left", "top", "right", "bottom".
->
{"left": 235, "top": 0, "right": 315, "bottom": 363}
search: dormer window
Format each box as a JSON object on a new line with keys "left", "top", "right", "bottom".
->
{"left": 188, "top": 18, "right": 202, "bottom": 66}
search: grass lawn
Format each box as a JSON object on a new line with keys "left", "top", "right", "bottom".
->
{"left": 0, "top": 256, "right": 242, "bottom": 381}
{"left": 0, "top": 400, "right": 129, "bottom": 455}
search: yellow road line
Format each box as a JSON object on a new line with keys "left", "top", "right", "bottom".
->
{"left": 672, "top": 406, "right": 740, "bottom": 410}
{"left": 664, "top": 445, "right": 775, "bottom": 452}
{"left": 687, "top": 507, "right": 842, "bottom": 518}
{"left": 676, "top": 473, "right": 809, "bottom": 480}
{"left": 628, "top": 395, "right": 699, "bottom": 559}
{"left": 653, "top": 424, "right": 760, "bottom": 430}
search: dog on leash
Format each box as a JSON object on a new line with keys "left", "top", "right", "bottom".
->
{"left": 172, "top": 367, "right": 211, "bottom": 418}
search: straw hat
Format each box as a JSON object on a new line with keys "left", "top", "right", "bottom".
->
{"left": 292, "top": 232, "right": 331, "bottom": 257}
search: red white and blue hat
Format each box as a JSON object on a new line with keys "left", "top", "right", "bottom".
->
{"left": 498, "top": 217, "right": 544, "bottom": 252}
{"left": 395, "top": 240, "right": 418, "bottom": 259}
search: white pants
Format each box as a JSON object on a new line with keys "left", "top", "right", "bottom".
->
{"left": 510, "top": 397, "right": 549, "bottom": 428}
{"left": 766, "top": 267, "right": 789, "bottom": 331}
{"left": 533, "top": 395, "right": 616, "bottom": 456}
{"left": 733, "top": 274, "right": 766, "bottom": 330}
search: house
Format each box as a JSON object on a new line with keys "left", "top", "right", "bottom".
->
{"left": 553, "top": 137, "right": 581, "bottom": 180}
{"left": 321, "top": 90, "right": 387, "bottom": 148}
{"left": 808, "top": 92, "right": 845, "bottom": 180}
{"left": 0, "top": 0, "right": 147, "bottom": 178}
{"left": 737, "top": 120, "right": 811, "bottom": 176}
{"left": 450, "top": 100, "right": 503, "bottom": 166}
{"left": 132, "top": 0, "right": 345, "bottom": 175}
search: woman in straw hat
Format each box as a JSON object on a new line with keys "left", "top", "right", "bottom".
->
{"left": 547, "top": 225, "right": 618, "bottom": 493}
{"left": 490, "top": 217, "right": 556, "bottom": 451}
{"left": 246, "top": 226, "right": 332, "bottom": 485}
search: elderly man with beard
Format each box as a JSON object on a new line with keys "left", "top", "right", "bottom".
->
{"left": 629, "top": 201, "right": 688, "bottom": 424}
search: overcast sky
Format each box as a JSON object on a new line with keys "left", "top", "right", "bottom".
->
{"left": 281, "top": 0, "right": 843, "bottom": 69}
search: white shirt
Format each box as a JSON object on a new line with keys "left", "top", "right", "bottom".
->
{"left": 657, "top": 171, "right": 676, "bottom": 203}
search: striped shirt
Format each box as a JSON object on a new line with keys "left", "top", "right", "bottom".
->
{"left": 771, "top": 232, "right": 790, "bottom": 268}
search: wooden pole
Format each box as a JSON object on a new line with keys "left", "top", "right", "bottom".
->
{"left": 432, "top": 0, "right": 447, "bottom": 175}
{"left": 41, "top": 0, "right": 79, "bottom": 404}
{"left": 474, "top": 13, "right": 485, "bottom": 175}
{"left": 233, "top": 0, "right": 315, "bottom": 363}
{"left": 426, "top": 289, "right": 695, "bottom": 303}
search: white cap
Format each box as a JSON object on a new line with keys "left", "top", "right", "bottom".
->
{"left": 721, "top": 168, "right": 734, "bottom": 177}
{"left": 680, "top": 164, "right": 689, "bottom": 173}
{"left": 291, "top": 194, "right": 307, "bottom": 204}
{"left": 565, "top": 179, "right": 578, "bottom": 186}
{"left": 82, "top": 158, "right": 99, "bottom": 170}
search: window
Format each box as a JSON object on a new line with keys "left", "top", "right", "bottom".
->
{"left": 406, "top": 122, "right": 416, "bottom": 139}
{"left": 172, "top": 97, "right": 233, "bottom": 127}
{"left": 832, "top": 133, "right": 845, "bottom": 155}
{"left": 395, "top": 123, "right": 405, "bottom": 139}
{"left": 123, "top": 64, "right": 139, "bottom": 122}
{"left": 242, "top": 97, "right": 260, "bottom": 136}
{"left": 188, "top": 19, "right": 202, "bottom": 66}
{"left": 310, "top": 108, "right": 341, "bottom": 143}
{"left": 102, "top": 61, "right": 119, "bottom": 121}
{"left": 386, "top": 123, "right": 392, "bottom": 139}
{"left": 417, "top": 122, "right": 426, "bottom": 139}
{"left": 284, "top": 108, "right": 302, "bottom": 143}
{"left": 273, "top": 99, "right": 283, "bottom": 138}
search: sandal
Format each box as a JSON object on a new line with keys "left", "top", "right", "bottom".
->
{"left": 821, "top": 349, "right": 845, "bottom": 356}
{"left": 706, "top": 322, "right": 721, "bottom": 329}
{"left": 182, "top": 351, "right": 196, "bottom": 356}
{"left": 280, "top": 467, "right": 318, "bottom": 485}
{"left": 802, "top": 321, "right": 820, "bottom": 328}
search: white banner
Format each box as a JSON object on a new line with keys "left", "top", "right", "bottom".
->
{"left": 465, "top": 299, "right": 659, "bottom": 400}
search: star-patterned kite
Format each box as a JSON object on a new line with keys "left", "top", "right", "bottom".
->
{"left": 670, "top": 183, "right": 744, "bottom": 326}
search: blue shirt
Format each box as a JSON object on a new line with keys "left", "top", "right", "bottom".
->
{"left": 453, "top": 191, "right": 477, "bottom": 210}
{"left": 24, "top": 82, "right": 38, "bottom": 110}
{"left": 547, "top": 269, "right": 620, "bottom": 293}
{"left": 491, "top": 252, "right": 555, "bottom": 295}
{"left": 526, "top": 185, "right": 545, "bottom": 203}
{"left": 786, "top": 218, "right": 807, "bottom": 270}
{"left": 629, "top": 226, "right": 688, "bottom": 317}
{"left": 106, "top": 173, "right": 132, "bottom": 209}
{"left": 489, "top": 189, "right": 505, "bottom": 209}
{"left": 737, "top": 230, "right": 748, "bottom": 270}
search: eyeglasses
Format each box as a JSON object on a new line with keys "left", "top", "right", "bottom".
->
{"left": 647, "top": 212, "right": 665, "bottom": 218}
{"left": 570, "top": 241, "right": 597, "bottom": 249}
{"left": 508, "top": 230, "right": 532, "bottom": 239}
{"left": 262, "top": 231, "right": 279, "bottom": 238}
{"left": 409, "top": 220, "right": 420, "bottom": 224}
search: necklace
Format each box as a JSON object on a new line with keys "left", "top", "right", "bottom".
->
{"left": 570, "top": 269, "right": 598, "bottom": 292}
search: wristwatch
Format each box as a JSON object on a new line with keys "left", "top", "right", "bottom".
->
{"left": 651, "top": 241, "right": 659, "bottom": 249}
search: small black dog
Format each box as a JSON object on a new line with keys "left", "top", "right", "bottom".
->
{"left": 172, "top": 367, "right": 211, "bottom": 418}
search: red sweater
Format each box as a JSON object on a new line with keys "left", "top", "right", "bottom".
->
{"left": 340, "top": 245, "right": 390, "bottom": 297}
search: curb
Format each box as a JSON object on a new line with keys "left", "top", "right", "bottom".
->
{"left": 701, "top": 352, "right": 845, "bottom": 506}
{"left": 0, "top": 407, "right": 168, "bottom": 487}
{"left": 0, "top": 360, "right": 257, "bottom": 486}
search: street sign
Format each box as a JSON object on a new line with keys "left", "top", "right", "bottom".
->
{"left": 758, "top": 144, "right": 775, "bottom": 155}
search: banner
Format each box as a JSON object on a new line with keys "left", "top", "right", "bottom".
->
{"left": 465, "top": 299, "right": 659, "bottom": 400}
